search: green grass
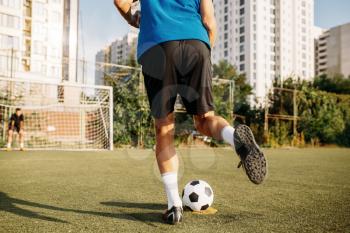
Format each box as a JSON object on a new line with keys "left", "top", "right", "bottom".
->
{"left": 0, "top": 148, "right": 350, "bottom": 233}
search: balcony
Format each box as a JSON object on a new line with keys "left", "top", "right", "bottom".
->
{"left": 23, "top": 7, "right": 32, "bottom": 19}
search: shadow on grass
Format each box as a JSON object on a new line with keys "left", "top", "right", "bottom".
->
{"left": 101, "top": 201, "right": 165, "bottom": 210}
{"left": 0, "top": 192, "right": 68, "bottom": 223}
{"left": 0, "top": 192, "right": 164, "bottom": 226}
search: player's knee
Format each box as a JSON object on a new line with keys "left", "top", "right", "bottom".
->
{"left": 194, "top": 111, "right": 215, "bottom": 133}
{"left": 155, "top": 122, "right": 173, "bottom": 136}
{"left": 194, "top": 117, "right": 205, "bottom": 133}
{"left": 8, "top": 130, "right": 13, "bottom": 136}
{"left": 155, "top": 114, "right": 174, "bottom": 135}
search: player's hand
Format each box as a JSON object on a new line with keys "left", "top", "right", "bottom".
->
{"left": 128, "top": 10, "right": 141, "bottom": 28}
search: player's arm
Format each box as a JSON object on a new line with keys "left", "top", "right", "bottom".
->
{"left": 114, "top": 0, "right": 140, "bottom": 28}
{"left": 200, "top": 0, "right": 217, "bottom": 48}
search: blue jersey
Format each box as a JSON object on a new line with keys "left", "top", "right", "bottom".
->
{"left": 137, "top": 0, "right": 210, "bottom": 59}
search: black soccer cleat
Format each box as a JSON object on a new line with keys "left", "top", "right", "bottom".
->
{"left": 234, "top": 124, "right": 267, "bottom": 185}
{"left": 162, "top": 206, "right": 183, "bottom": 225}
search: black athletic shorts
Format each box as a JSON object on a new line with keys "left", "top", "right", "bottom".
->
{"left": 8, "top": 125, "right": 20, "bottom": 133}
{"left": 139, "top": 40, "right": 214, "bottom": 119}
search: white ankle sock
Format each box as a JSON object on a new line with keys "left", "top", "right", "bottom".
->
{"left": 7, "top": 143, "right": 11, "bottom": 148}
{"left": 221, "top": 126, "right": 235, "bottom": 147}
{"left": 20, "top": 143, "right": 24, "bottom": 148}
{"left": 162, "top": 172, "right": 182, "bottom": 210}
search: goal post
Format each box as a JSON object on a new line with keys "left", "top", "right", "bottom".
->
{"left": 0, "top": 77, "right": 113, "bottom": 151}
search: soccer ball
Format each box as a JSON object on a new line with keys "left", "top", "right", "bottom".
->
{"left": 182, "top": 180, "right": 214, "bottom": 211}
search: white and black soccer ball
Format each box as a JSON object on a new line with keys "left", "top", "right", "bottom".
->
{"left": 182, "top": 180, "right": 214, "bottom": 211}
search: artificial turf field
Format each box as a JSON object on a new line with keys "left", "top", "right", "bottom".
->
{"left": 0, "top": 148, "right": 349, "bottom": 233}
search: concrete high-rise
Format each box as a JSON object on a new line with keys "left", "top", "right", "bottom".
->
{"left": 95, "top": 46, "right": 111, "bottom": 86}
{"left": 212, "top": 0, "right": 315, "bottom": 103}
{"left": 0, "top": 0, "right": 79, "bottom": 83}
{"left": 95, "top": 29, "right": 138, "bottom": 85}
{"left": 315, "top": 22, "right": 350, "bottom": 77}
{"left": 314, "top": 26, "right": 325, "bottom": 77}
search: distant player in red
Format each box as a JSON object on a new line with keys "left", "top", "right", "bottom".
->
{"left": 7, "top": 108, "right": 25, "bottom": 151}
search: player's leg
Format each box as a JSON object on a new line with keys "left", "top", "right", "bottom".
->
{"left": 177, "top": 40, "right": 236, "bottom": 148}
{"left": 155, "top": 113, "right": 178, "bottom": 174}
{"left": 194, "top": 112, "right": 267, "bottom": 184}
{"left": 139, "top": 42, "right": 183, "bottom": 224}
{"left": 193, "top": 111, "right": 235, "bottom": 147}
{"left": 7, "top": 129, "right": 13, "bottom": 150}
{"left": 19, "top": 129, "right": 24, "bottom": 150}
{"left": 154, "top": 113, "right": 182, "bottom": 210}
{"left": 179, "top": 40, "right": 267, "bottom": 184}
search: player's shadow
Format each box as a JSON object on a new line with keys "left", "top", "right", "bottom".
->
{"left": 0, "top": 192, "right": 164, "bottom": 225}
{"left": 0, "top": 192, "right": 68, "bottom": 223}
{"left": 101, "top": 201, "right": 165, "bottom": 210}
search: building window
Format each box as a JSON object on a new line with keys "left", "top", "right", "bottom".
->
{"left": 0, "top": 34, "right": 19, "bottom": 49}
{"left": 240, "top": 36, "right": 245, "bottom": 43}
{"left": 0, "top": 13, "right": 20, "bottom": 29}
{"left": 240, "top": 55, "right": 245, "bottom": 62}
{"left": 240, "top": 64, "right": 245, "bottom": 71}
{"left": 240, "top": 27, "right": 245, "bottom": 34}
{"left": 240, "top": 0, "right": 245, "bottom": 6}
{"left": 0, "top": 0, "right": 21, "bottom": 9}
{"left": 240, "top": 8, "right": 245, "bottom": 15}
{"left": 240, "top": 17, "right": 244, "bottom": 25}
{"left": 240, "top": 45, "right": 244, "bottom": 53}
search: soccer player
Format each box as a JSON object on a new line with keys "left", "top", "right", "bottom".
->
{"left": 114, "top": 0, "right": 267, "bottom": 224}
{"left": 7, "top": 108, "right": 25, "bottom": 151}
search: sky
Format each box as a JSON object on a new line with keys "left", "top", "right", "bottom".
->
{"left": 79, "top": 0, "right": 350, "bottom": 84}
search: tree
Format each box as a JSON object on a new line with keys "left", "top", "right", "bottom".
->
{"left": 105, "top": 53, "right": 154, "bottom": 148}
{"left": 212, "top": 60, "right": 253, "bottom": 117}
{"left": 298, "top": 90, "right": 347, "bottom": 143}
{"left": 267, "top": 77, "right": 350, "bottom": 146}
{"left": 314, "top": 74, "right": 350, "bottom": 94}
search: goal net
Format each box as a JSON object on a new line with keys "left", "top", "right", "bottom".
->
{"left": 0, "top": 77, "right": 113, "bottom": 150}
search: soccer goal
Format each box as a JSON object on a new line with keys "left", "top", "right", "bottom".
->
{"left": 0, "top": 77, "right": 113, "bottom": 151}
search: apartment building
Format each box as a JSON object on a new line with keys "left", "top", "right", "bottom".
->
{"left": 95, "top": 46, "right": 111, "bottom": 86}
{"left": 315, "top": 22, "right": 350, "bottom": 77}
{"left": 95, "top": 29, "right": 138, "bottom": 85}
{"left": 0, "top": 0, "right": 79, "bottom": 83}
{"left": 212, "top": 0, "right": 315, "bottom": 103}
